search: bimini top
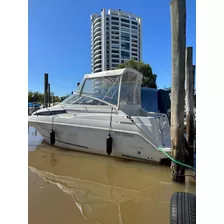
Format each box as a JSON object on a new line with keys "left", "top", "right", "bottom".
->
{"left": 61, "top": 67, "right": 143, "bottom": 109}
{"left": 84, "top": 67, "right": 143, "bottom": 79}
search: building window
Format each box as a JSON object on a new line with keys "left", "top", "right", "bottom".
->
{"left": 111, "top": 21, "right": 119, "bottom": 26}
{"left": 121, "top": 18, "right": 130, "bottom": 23}
{"left": 132, "top": 30, "right": 138, "bottom": 34}
{"left": 132, "top": 52, "right": 137, "bottom": 56}
{"left": 131, "top": 25, "right": 138, "bottom": 30}
{"left": 112, "top": 64, "right": 119, "bottom": 68}
{"left": 112, "top": 40, "right": 119, "bottom": 44}
{"left": 112, "top": 50, "right": 119, "bottom": 54}
{"left": 111, "top": 26, "right": 119, "bottom": 30}
{"left": 121, "top": 23, "right": 129, "bottom": 28}
{"left": 132, "top": 48, "right": 137, "bottom": 52}
{"left": 121, "top": 27, "right": 130, "bottom": 33}
{"left": 121, "top": 42, "right": 130, "bottom": 50}
{"left": 132, "top": 39, "right": 138, "bottom": 43}
{"left": 111, "top": 31, "right": 119, "bottom": 35}
{"left": 112, "top": 44, "right": 119, "bottom": 49}
{"left": 121, "top": 32, "right": 130, "bottom": 41}
{"left": 111, "top": 16, "right": 119, "bottom": 21}
{"left": 112, "top": 54, "right": 119, "bottom": 58}
{"left": 112, "top": 59, "right": 119, "bottom": 63}
{"left": 132, "top": 43, "right": 138, "bottom": 48}
{"left": 131, "top": 34, "right": 137, "bottom": 39}
{"left": 112, "top": 36, "right": 119, "bottom": 40}
{"left": 121, "top": 51, "right": 130, "bottom": 59}
{"left": 131, "top": 21, "right": 138, "bottom": 26}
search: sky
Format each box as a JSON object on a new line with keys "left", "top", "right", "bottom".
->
{"left": 28, "top": 0, "right": 196, "bottom": 97}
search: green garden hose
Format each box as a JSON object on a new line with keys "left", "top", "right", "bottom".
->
{"left": 158, "top": 147, "right": 196, "bottom": 172}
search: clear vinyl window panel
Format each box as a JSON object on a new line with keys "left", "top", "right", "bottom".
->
{"left": 81, "top": 76, "right": 121, "bottom": 105}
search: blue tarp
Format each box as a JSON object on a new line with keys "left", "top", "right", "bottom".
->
{"left": 141, "top": 88, "right": 171, "bottom": 114}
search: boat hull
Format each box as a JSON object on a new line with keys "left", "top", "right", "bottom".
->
{"left": 29, "top": 115, "right": 171, "bottom": 163}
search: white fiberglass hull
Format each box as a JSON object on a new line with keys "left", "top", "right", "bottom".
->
{"left": 28, "top": 108, "right": 171, "bottom": 163}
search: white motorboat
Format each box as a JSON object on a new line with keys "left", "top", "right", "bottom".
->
{"left": 28, "top": 68, "right": 171, "bottom": 163}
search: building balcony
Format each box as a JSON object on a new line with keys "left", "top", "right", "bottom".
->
{"left": 94, "top": 61, "right": 102, "bottom": 68}
{"left": 94, "top": 51, "right": 102, "bottom": 59}
{"left": 94, "top": 44, "right": 101, "bottom": 52}
{"left": 94, "top": 58, "right": 102, "bottom": 64}
{"left": 94, "top": 48, "right": 102, "bottom": 55}
{"left": 94, "top": 35, "right": 101, "bottom": 42}
{"left": 94, "top": 53, "right": 101, "bottom": 60}
{"left": 94, "top": 67, "right": 102, "bottom": 72}
{"left": 93, "top": 17, "right": 101, "bottom": 25}
{"left": 94, "top": 25, "right": 101, "bottom": 33}
{"left": 93, "top": 20, "right": 101, "bottom": 28}
{"left": 93, "top": 39, "right": 101, "bottom": 48}
{"left": 93, "top": 30, "right": 101, "bottom": 39}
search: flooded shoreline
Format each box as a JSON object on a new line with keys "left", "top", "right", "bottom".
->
{"left": 28, "top": 126, "right": 196, "bottom": 224}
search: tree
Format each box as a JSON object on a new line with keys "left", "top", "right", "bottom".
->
{"left": 28, "top": 91, "right": 44, "bottom": 103}
{"left": 117, "top": 59, "right": 157, "bottom": 88}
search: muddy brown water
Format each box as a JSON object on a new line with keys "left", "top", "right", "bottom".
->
{"left": 28, "top": 126, "right": 196, "bottom": 224}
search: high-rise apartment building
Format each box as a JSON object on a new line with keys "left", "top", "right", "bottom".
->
{"left": 90, "top": 9, "right": 142, "bottom": 73}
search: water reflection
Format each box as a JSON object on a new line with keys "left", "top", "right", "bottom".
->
{"left": 28, "top": 127, "right": 196, "bottom": 224}
{"left": 28, "top": 125, "right": 43, "bottom": 151}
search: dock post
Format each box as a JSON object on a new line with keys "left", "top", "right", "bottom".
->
{"left": 170, "top": 0, "right": 186, "bottom": 183}
{"left": 48, "top": 83, "right": 51, "bottom": 107}
{"left": 193, "top": 65, "right": 196, "bottom": 153}
{"left": 185, "top": 47, "right": 195, "bottom": 165}
{"left": 44, "top": 73, "right": 48, "bottom": 108}
{"left": 193, "top": 65, "right": 196, "bottom": 92}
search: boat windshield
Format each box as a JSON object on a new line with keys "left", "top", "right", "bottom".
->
{"left": 60, "top": 70, "right": 142, "bottom": 107}
{"left": 60, "top": 75, "right": 120, "bottom": 106}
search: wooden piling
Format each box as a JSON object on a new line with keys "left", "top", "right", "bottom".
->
{"left": 48, "top": 83, "right": 51, "bottom": 107}
{"left": 170, "top": 0, "right": 186, "bottom": 183}
{"left": 44, "top": 73, "right": 48, "bottom": 108}
{"left": 192, "top": 65, "right": 196, "bottom": 154}
{"left": 185, "top": 47, "right": 194, "bottom": 165}
{"left": 192, "top": 65, "right": 196, "bottom": 92}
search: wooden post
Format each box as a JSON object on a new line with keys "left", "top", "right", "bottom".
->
{"left": 185, "top": 47, "right": 194, "bottom": 165}
{"left": 48, "top": 83, "right": 51, "bottom": 107}
{"left": 170, "top": 0, "right": 186, "bottom": 183}
{"left": 192, "top": 65, "right": 196, "bottom": 92}
{"left": 44, "top": 73, "right": 48, "bottom": 108}
{"left": 192, "top": 65, "right": 196, "bottom": 154}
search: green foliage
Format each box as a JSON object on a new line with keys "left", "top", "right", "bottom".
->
{"left": 117, "top": 59, "right": 157, "bottom": 88}
{"left": 28, "top": 91, "right": 70, "bottom": 103}
{"left": 28, "top": 91, "right": 44, "bottom": 103}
